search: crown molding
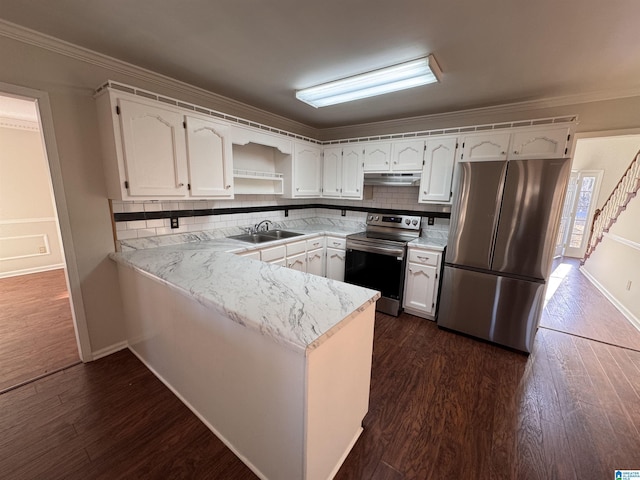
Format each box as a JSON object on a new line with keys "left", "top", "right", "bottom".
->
{"left": 0, "top": 115, "right": 39, "bottom": 131}
{"left": 319, "top": 87, "right": 640, "bottom": 139}
{"left": 0, "top": 19, "right": 318, "bottom": 138}
{"left": 2, "top": 19, "right": 639, "bottom": 142}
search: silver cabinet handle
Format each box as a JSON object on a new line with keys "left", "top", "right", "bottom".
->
{"left": 225, "top": 184, "right": 231, "bottom": 189}
{"left": 296, "top": 187, "right": 300, "bottom": 191}
{"left": 336, "top": 188, "right": 339, "bottom": 191}
{"left": 513, "top": 151, "right": 519, "bottom": 154}
{"left": 385, "top": 161, "right": 389, "bottom": 164}
{"left": 178, "top": 183, "right": 184, "bottom": 187}
{"left": 356, "top": 188, "right": 359, "bottom": 192}
{"left": 418, "top": 255, "right": 430, "bottom": 261}
{"left": 501, "top": 151, "right": 506, "bottom": 155}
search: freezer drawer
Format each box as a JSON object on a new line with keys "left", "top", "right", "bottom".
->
{"left": 438, "top": 266, "right": 545, "bottom": 353}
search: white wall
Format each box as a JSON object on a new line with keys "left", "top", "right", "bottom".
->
{"left": 2, "top": 26, "right": 640, "bottom": 355}
{"left": 572, "top": 135, "right": 640, "bottom": 208}
{"left": 582, "top": 192, "right": 640, "bottom": 328}
{"left": 0, "top": 123, "right": 64, "bottom": 277}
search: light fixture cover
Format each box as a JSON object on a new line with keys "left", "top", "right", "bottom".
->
{"left": 296, "top": 55, "right": 441, "bottom": 108}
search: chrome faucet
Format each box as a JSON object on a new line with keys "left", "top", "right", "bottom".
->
{"left": 254, "top": 220, "right": 273, "bottom": 233}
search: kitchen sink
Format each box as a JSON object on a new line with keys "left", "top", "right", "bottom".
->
{"left": 261, "top": 229, "right": 303, "bottom": 239}
{"left": 229, "top": 229, "right": 303, "bottom": 244}
{"left": 228, "top": 233, "right": 276, "bottom": 244}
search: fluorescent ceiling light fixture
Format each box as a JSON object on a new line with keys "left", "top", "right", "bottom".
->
{"left": 296, "top": 55, "right": 441, "bottom": 108}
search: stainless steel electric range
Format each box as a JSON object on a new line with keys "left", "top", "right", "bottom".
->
{"left": 345, "top": 213, "right": 421, "bottom": 316}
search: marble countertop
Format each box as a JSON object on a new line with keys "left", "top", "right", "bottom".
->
{"left": 408, "top": 237, "right": 447, "bottom": 251}
{"left": 111, "top": 224, "right": 380, "bottom": 354}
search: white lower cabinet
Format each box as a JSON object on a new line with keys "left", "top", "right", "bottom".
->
{"left": 287, "top": 252, "right": 307, "bottom": 272}
{"left": 306, "top": 248, "right": 324, "bottom": 276}
{"left": 403, "top": 247, "right": 442, "bottom": 320}
{"left": 325, "top": 236, "right": 346, "bottom": 281}
{"left": 236, "top": 235, "right": 347, "bottom": 279}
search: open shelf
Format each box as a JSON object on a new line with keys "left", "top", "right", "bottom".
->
{"left": 233, "top": 169, "right": 283, "bottom": 195}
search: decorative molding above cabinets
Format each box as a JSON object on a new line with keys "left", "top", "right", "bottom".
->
{"left": 96, "top": 88, "right": 234, "bottom": 201}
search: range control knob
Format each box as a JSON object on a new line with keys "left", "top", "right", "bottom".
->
{"left": 368, "top": 215, "right": 374, "bottom": 221}
{"left": 412, "top": 219, "right": 418, "bottom": 226}
{"left": 405, "top": 219, "right": 411, "bottom": 225}
{"left": 374, "top": 216, "right": 379, "bottom": 221}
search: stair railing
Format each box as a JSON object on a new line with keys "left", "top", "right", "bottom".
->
{"left": 583, "top": 149, "right": 640, "bottom": 262}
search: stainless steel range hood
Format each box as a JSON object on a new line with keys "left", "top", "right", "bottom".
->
{"left": 363, "top": 173, "right": 422, "bottom": 186}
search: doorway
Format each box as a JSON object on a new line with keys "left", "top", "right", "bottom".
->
{"left": 557, "top": 170, "right": 603, "bottom": 258}
{"left": 0, "top": 87, "right": 89, "bottom": 392}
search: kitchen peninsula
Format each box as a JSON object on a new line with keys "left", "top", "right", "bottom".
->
{"left": 111, "top": 231, "right": 380, "bottom": 480}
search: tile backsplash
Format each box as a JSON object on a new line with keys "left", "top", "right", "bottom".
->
{"left": 112, "top": 186, "right": 449, "bottom": 243}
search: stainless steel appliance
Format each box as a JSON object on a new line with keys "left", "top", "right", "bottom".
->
{"left": 345, "top": 213, "right": 421, "bottom": 316}
{"left": 438, "top": 156, "right": 571, "bottom": 353}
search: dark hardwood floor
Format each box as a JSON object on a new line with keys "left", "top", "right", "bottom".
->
{"left": 540, "top": 258, "right": 640, "bottom": 352}
{"left": 0, "top": 269, "right": 79, "bottom": 392}
{"left": 2, "top": 259, "right": 640, "bottom": 479}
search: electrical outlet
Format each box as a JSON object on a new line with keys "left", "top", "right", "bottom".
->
{"left": 427, "top": 217, "right": 435, "bottom": 225}
{"left": 341, "top": 210, "right": 346, "bottom": 217}
{"left": 170, "top": 217, "right": 179, "bottom": 229}
{"left": 39, "top": 246, "right": 46, "bottom": 253}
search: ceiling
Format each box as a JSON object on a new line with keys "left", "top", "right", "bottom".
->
{"left": 1, "top": 0, "right": 639, "bottom": 129}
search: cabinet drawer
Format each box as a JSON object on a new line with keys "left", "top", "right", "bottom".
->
{"left": 306, "top": 237, "right": 325, "bottom": 250}
{"left": 325, "top": 236, "right": 346, "bottom": 250}
{"left": 286, "top": 240, "right": 307, "bottom": 256}
{"left": 408, "top": 249, "right": 440, "bottom": 266}
{"left": 261, "top": 245, "right": 286, "bottom": 262}
{"left": 237, "top": 249, "right": 261, "bottom": 260}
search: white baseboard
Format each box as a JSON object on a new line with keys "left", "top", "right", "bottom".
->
{"left": 91, "top": 341, "right": 128, "bottom": 360}
{"left": 0, "top": 263, "right": 65, "bottom": 279}
{"left": 579, "top": 266, "right": 640, "bottom": 332}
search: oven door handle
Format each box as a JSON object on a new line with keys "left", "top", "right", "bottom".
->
{"left": 347, "top": 243, "right": 405, "bottom": 258}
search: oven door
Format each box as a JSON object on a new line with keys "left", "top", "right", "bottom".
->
{"left": 345, "top": 241, "right": 406, "bottom": 316}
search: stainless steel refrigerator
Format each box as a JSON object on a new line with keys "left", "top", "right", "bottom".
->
{"left": 438, "top": 156, "right": 571, "bottom": 353}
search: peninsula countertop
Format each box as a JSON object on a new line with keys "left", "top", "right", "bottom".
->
{"left": 110, "top": 232, "right": 380, "bottom": 354}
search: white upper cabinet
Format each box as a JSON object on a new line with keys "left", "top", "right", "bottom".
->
{"left": 322, "top": 147, "right": 342, "bottom": 198}
{"left": 459, "top": 132, "right": 511, "bottom": 162}
{"left": 341, "top": 146, "right": 364, "bottom": 198}
{"left": 419, "top": 136, "right": 457, "bottom": 204}
{"left": 117, "top": 96, "right": 189, "bottom": 198}
{"left": 363, "top": 142, "right": 392, "bottom": 172}
{"left": 185, "top": 116, "right": 234, "bottom": 198}
{"left": 508, "top": 126, "right": 571, "bottom": 159}
{"left": 291, "top": 142, "right": 322, "bottom": 197}
{"left": 460, "top": 126, "right": 571, "bottom": 163}
{"left": 391, "top": 140, "right": 424, "bottom": 171}
{"left": 322, "top": 145, "right": 364, "bottom": 199}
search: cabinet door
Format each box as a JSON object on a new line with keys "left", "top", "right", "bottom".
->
{"left": 118, "top": 98, "right": 188, "bottom": 197}
{"left": 287, "top": 252, "right": 307, "bottom": 272}
{"left": 322, "top": 147, "right": 342, "bottom": 198}
{"left": 404, "top": 263, "right": 437, "bottom": 314}
{"left": 293, "top": 143, "right": 322, "bottom": 197}
{"left": 392, "top": 140, "right": 424, "bottom": 171}
{"left": 341, "top": 146, "right": 364, "bottom": 199}
{"left": 185, "top": 116, "right": 233, "bottom": 198}
{"left": 363, "top": 142, "right": 392, "bottom": 172}
{"left": 419, "top": 136, "right": 457, "bottom": 203}
{"left": 509, "top": 126, "right": 570, "bottom": 160}
{"left": 325, "top": 248, "right": 346, "bottom": 281}
{"left": 306, "top": 248, "right": 324, "bottom": 277}
{"left": 460, "top": 132, "right": 510, "bottom": 162}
